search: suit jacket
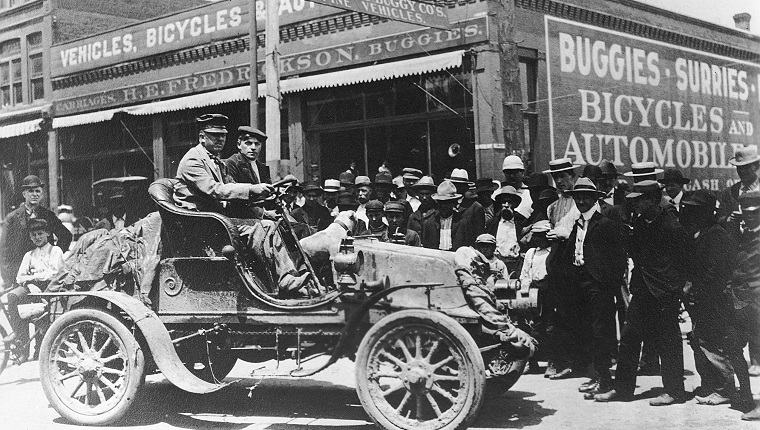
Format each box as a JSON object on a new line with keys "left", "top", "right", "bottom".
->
{"left": 564, "top": 211, "right": 627, "bottom": 289}
{"left": 93, "top": 213, "right": 137, "bottom": 231}
{"left": 717, "top": 182, "right": 743, "bottom": 238}
{"left": 0, "top": 205, "right": 72, "bottom": 285}
{"left": 224, "top": 152, "right": 271, "bottom": 185}
{"left": 174, "top": 144, "right": 252, "bottom": 212}
{"left": 420, "top": 210, "right": 463, "bottom": 250}
{"left": 291, "top": 204, "right": 333, "bottom": 232}
{"left": 685, "top": 223, "right": 736, "bottom": 316}
{"left": 454, "top": 200, "right": 485, "bottom": 249}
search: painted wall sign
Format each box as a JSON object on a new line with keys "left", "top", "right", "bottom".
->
{"left": 51, "top": 0, "right": 344, "bottom": 77}
{"left": 309, "top": 0, "right": 449, "bottom": 29}
{"left": 545, "top": 16, "right": 760, "bottom": 191}
{"left": 53, "top": 17, "right": 487, "bottom": 116}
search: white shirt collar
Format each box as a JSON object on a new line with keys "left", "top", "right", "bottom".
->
{"left": 672, "top": 191, "right": 684, "bottom": 205}
{"left": 580, "top": 202, "right": 600, "bottom": 222}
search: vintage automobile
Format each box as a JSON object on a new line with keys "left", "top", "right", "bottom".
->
{"left": 36, "top": 177, "right": 534, "bottom": 430}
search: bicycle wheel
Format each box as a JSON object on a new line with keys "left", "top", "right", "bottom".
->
{"left": 0, "top": 325, "right": 9, "bottom": 376}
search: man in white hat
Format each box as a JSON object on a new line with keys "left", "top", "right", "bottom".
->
{"left": 543, "top": 158, "right": 582, "bottom": 240}
{"left": 623, "top": 162, "right": 677, "bottom": 216}
{"left": 502, "top": 155, "right": 533, "bottom": 219}
{"left": 407, "top": 176, "right": 437, "bottom": 233}
{"left": 718, "top": 145, "right": 760, "bottom": 238}
{"left": 420, "top": 181, "right": 462, "bottom": 251}
{"left": 449, "top": 168, "right": 486, "bottom": 249}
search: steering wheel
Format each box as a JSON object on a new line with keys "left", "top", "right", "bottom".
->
{"left": 272, "top": 175, "right": 298, "bottom": 189}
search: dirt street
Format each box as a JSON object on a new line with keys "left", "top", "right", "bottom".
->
{"left": 1, "top": 340, "right": 759, "bottom": 430}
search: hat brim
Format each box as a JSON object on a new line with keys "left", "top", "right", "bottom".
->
{"left": 542, "top": 165, "right": 579, "bottom": 174}
{"left": 202, "top": 127, "right": 228, "bottom": 134}
{"left": 432, "top": 193, "right": 461, "bottom": 201}
{"left": 729, "top": 156, "right": 760, "bottom": 166}
{"left": 625, "top": 192, "right": 645, "bottom": 199}
{"left": 658, "top": 178, "right": 690, "bottom": 185}
{"left": 742, "top": 205, "right": 760, "bottom": 212}
{"left": 411, "top": 184, "right": 436, "bottom": 191}
{"left": 565, "top": 189, "right": 606, "bottom": 198}
{"left": 623, "top": 168, "right": 664, "bottom": 177}
{"left": 372, "top": 182, "right": 396, "bottom": 188}
{"left": 475, "top": 184, "right": 499, "bottom": 193}
{"left": 494, "top": 194, "right": 522, "bottom": 205}
{"left": 21, "top": 183, "right": 45, "bottom": 189}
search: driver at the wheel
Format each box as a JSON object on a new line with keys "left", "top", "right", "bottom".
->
{"left": 454, "top": 246, "right": 535, "bottom": 354}
{"left": 173, "top": 114, "right": 312, "bottom": 295}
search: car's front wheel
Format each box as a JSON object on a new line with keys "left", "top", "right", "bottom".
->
{"left": 39, "top": 309, "right": 145, "bottom": 426}
{"left": 355, "top": 310, "right": 485, "bottom": 430}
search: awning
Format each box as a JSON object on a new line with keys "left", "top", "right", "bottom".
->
{"left": 0, "top": 118, "right": 43, "bottom": 139}
{"left": 52, "top": 50, "right": 464, "bottom": 128}
{"left": 52, "top": 108, "right": 121, "bottom": 129}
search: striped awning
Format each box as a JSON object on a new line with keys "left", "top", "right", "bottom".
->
{"left": 0, "top": 118, "right": 43, "bottom": 139}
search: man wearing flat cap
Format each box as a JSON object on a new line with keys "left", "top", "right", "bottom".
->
{"left": 223, "top": 126, "right": 272, "bottom": 218}
{"left": 174, "top": 114, "right": 312, "bottom": 295}
{"left": 385, "top": 201, "right": 421, "bottom": 246}
{"left": 291, "top": 182, "right": 332, "bottom": 232}
{"left": 595, "top": 180, "right": 687, "bottom": 406}
{"left": 0, "top": 175, "right": 71, "bottom": 287}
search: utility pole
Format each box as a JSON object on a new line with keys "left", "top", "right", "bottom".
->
{"left": 249, "top": 0, "right": 258, "bottom": 128}
{"left": 493, "top": 0, "right": 524, "bottom": 157}
{"left": 265, "top": 0, "right": 281, "bottom": 177}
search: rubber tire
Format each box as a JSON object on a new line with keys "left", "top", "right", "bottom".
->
{"left": 355, "top": 310, "right": 486, "bottom": 430}
{"left": 176, "top": 334, "right": 237, "bottom": 383}
{"left": 0, "top": 325, "right": 9, "bottom": 376}
{"left": 39, "top": 309, "right": 145, "bottom": 426}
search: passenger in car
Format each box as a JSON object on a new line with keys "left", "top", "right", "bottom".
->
{"left": 173, "top": 114, "right": 313, "bottom": 296}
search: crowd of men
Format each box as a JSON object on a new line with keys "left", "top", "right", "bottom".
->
{"left": 1, "top": 111, "right": 760, "bottom": 422}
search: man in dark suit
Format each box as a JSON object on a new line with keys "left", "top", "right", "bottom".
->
{"left": 717, "top": 145, "right": 760, "bottom": 376}
{"left": 561, "top": 178, "right": 627, "bottom": 397}
{"left": 659, "top": 169, "right": 692, "bottom": 213}
{"left": 407, "top": 176, "right": 436, "bottom": 234}
{"left": 0, "top": 175, "right": 72, "bottom": 287}
{"left": 420, "top": 181, "right": 462, "bottom": 251}
{"left": 449, "top": 169, "right": 485, "bottom": 249}
{"left": 224, "top": 126, "right": 272, "bottom": 185}
{"left": 93, "top": 194, "right": 136, "bottom": 230}
{"left": 173, "top": 114, "right": 310, "bottom": 295}
{"left": 291, "top": 182, "right": 333, "bottom": 232}
{"left": 595, "top": 180, "right": 687, "bottom": 406}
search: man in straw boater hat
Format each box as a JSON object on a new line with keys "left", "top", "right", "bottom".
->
{"left": 733, "top": 191, "right": 760, "bottom": 420}
{"left": 678, "top": 189, "right": 753, "bottom": 412}
{"left": 595, "top": 180, "right": 687, "bottom": 406}
{"left": 173, "top": 113, "right": 313, "bottom": 296}
{"left": 558, "top": 178, "right": 627, "bottom": 398}
{"left": 543, "top": 158, "right": 582, "bottom": 239}
{"left": 420, "top": 181, "right": 463, "bottom": 251}
{"left": 407, "top": 176, "right": 437, "bottom": 234}
{"left": 323, "top": 179, "right": 342, "bottom": 217}
{"left": 449, "top": 168, "right": 485, "bottom": 249}
{"left": 623, "top": 161, "right": 677, "bottom": 216}
{"left": 0, "top": 175, "right": 71, "bottom": 288}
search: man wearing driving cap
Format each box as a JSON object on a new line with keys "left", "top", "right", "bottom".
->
{"left": 449, "top": 169, "right": 485, "bottom": 249}
{"left": 291, "top": 182, "right": 333, "bottom": 233}
{"left": 559, "top": 178, "right": 627, "bottom": 393}
{"left": 501, "top": 155, "right": 533, "bottom": 219}
{"left": 0, "top": 175, "right": 71, "bottom": 287}
{"left": 223, "top": 126, "right": 272, "bottom": 218}
{"left": 420, "top": 181, "right": 463, "bottom": 251}
{"left": 173, "top": 114, "right": 312, "bottom": 295}
{"left": 402, "top": 168, "right": 423, "bottom": 212}
{"left": 595, "top": 180, "right": 687, "bottom": 406}
{"left": 384, "top": 201, "right": 421, "bottom": 246}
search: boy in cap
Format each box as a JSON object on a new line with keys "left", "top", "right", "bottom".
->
{"left": 474, "top": 233, "right": 507, "bottom": 281}
{"left": 385, "top": 201, "right": 421, "bottom": 246}
{"left": 0, "top": 175, "right": 71, "bottom": 287}
{"left": 679, "top": 190, "right": 752, "bottom": 410}
{"left": 291, "top": 182, "right": 333, "bottom": 232}
{"left": 3, "top": 219, "right": 64, "bottom": 348}
{"left": 359, "top": 200, "right": 387, "bottom": 237}
{"left": 595, "top": 180, "right": 687, "bottom": 406}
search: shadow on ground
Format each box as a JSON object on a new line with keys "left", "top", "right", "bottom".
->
{"left": 476, "top": 390, "right": 556, "bottom": 428}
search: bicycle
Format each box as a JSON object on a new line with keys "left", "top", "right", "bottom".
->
{"left": 0, "top": 285, "right": 63, "bottom": 376}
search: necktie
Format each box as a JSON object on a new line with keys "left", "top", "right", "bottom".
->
{"left": 576, "top": 217, "right": 584, "bottom": 230}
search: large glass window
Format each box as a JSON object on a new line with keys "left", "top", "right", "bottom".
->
{"left": 520, "top": 51, "right": 538, "bottom": 171}
{"left": 305, "top": 68, "right": 473, "bottom": 182}
{"left": 0, "top": 39, "right": 21, "bottom": 108}
{"left": 27, "top": 32, "right": 44, "bottom": 102}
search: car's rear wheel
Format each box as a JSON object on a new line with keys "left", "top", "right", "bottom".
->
{"left": 39, "top": 309, "right": 145, "bottom": 426}
{"left": 175, "top": 332, "right": 237, "bottom": 383}
{"left": 355, "top": 310, "right": 485, "bottom": 430}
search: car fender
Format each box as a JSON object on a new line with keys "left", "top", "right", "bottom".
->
{"left": 38, "top": 291, "right": 226, "bottom": 394}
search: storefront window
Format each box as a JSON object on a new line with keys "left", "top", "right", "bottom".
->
{"left": 520, "top": 52, "right": 538, "bottom": 171}
{"left": 0, "top": 39, "right": 21, "bottom": 109}
{"left": 305, "top": 69, "right": 473, "bottom": 182}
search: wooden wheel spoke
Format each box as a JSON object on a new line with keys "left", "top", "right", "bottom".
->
{"left": 101, "top": 353, "right": 124, "bottom": 365}
{"left": 424, "top": 340, "right": 439, "bottom": 363}
{"left": 394, "top": 339, "right": 414, "bottom": 362}
{"left": 55, "top": 355, "right": 79, "bottom": 366}
{"left": 415, "top": 394, "right": 424, "bottom": 420}
{"left": 381, "top": 382, "right": 406, "bottom": 398}
{"left": 432, "top": 383, "right": 458, "bottom": 403}
{"left": 76, "top": 330, "right": 90, "bottom": 354}
{"left": 98, "top": 376, "right": 120, "bottom": 394}
{"left": 431, "top": 355, "right": 454, "bottom": 370}
{"left": 432, "top": 374, "right": 461, "bottom": 382}
{"left": 394, "top": 391, "right": 412, "bottom": 413}
{"left": 63, "top": 341, "right": 84, "bottom": 358}
{"left": 372, "top": 370, "right": 402, "bottom": 380}
{"left": 96, "top": 336, "right": 112, "bottom": 358}
{"left": 379, "top": 351, "right": 406, "bottom": 369}
{"left": 84, "top": 382, "right": 92, "bottom": 406}
{"left": 414, "top": 335, "right": 422, "bottom": 359}
{"left": 100, "top": 367, "right": 126, "bottom": 377}
{"left": 425, "top": 392, "right": 443, "bottom": 417}
{"left": 94, "top": 383, "right": 107, "bottom": 405}
{"left": 57, "top": 369, "right": 80, "bottom": 383}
